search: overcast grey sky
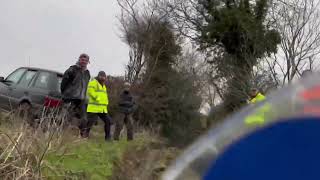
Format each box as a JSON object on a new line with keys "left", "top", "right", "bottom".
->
{"left": 0, "top": 0, "right": 128, "bottom": 77}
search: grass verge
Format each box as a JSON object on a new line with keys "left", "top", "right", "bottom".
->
{"left": 44, "top": 125, "right": 150, "bottom": 180}
{"left": 0, "top": 111, "right": 172, "bottom": 180}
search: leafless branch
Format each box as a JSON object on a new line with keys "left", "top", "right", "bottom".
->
{"left": 270, "top": 0, "right": 320, "bottom": 84}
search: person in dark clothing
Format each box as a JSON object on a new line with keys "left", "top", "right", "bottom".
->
{"left": 114, "top": 82, "right": 135, "bottom": 141}
{"left": 60, "top": 53, "right": 91, "bottom": 137}
{"left": 85, "top": 71, "right": 112, "bottom": 141}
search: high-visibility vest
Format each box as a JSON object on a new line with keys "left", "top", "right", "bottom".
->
{"left": 245, "top": 93, "right": 269, "bottom": 126}
{"left": 250, "top": 93, "right": 266, "bottom": 103}
{"left": 87, "top": 79, "right": 109, "bottom": 113}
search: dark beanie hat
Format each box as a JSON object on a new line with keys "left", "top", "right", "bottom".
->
{"left": 98, "top": 71, "right": 107, "bottom": 77}
{"left": 79, "top": 53, "right": 90, "bottom": 59}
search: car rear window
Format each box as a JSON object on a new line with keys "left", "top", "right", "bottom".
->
{"left": 30, "top": 71, "right": 62, "bottom": 93}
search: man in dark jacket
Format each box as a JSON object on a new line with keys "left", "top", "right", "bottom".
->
{"left": 114, "top": 82, "right": 135, "bottom": 141}
{"left": 60, "top": 53, "right": 91, "bottom": 137}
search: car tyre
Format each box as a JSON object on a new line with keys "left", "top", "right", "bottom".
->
{"left": 17, "top": 102, "right": 33, "bottom": 123}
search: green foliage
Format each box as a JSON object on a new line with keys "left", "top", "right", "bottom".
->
{"left": 130, "top": 18, "right": 203, "bottom": 145}
{"left": 143, "top": 20, "right": 181, "bottom": 79}
{"left": 202, "top": 0, "right": 281, "bottom": 63}
{"left": 162, "top": 71, "right": 202, "bottom": 145}
{"left": 198, "top": 0, "right": 281, "bottom": 111}
{"left": 119, "top": 2, "right": 205, "bottom": 144}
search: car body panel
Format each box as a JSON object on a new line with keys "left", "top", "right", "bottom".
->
{"left": 0, "top": 67, "right": 63, "bottom": 112}
{"left": 0, "top": 82, "right": 12, "bottom": 111}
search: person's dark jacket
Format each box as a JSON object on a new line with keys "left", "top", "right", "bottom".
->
{"left": 61, "top": 65, "right": 90, "bottom": 100}
{"left": 118, "top": 90, "right": 135, "bottom": 114}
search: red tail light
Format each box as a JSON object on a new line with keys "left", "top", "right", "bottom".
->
{"left": 44, "top": 96, "right": 62, "bottom": 108}
{"left": 303, "top": 106, "right": 320, "bottom": 115}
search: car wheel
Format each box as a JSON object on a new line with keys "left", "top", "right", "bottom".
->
{"left": 18, "top": 102, "right": 32, "bottom": 121}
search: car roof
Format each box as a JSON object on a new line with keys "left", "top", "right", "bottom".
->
{"left": 20, "top": 67, "right": 63, "bottom": 76}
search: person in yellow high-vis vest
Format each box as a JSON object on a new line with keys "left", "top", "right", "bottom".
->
{"left": 83, "top": 71, "right": 112, "bottom": 141}
{"left": 245, "top": 88, "right": 270, "bottom": 126}
{"left": 249, "top": 88, "right": 266, "bottom": 104}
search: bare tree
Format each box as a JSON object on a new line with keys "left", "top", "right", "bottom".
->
{"left": 270, "top": 0, "right": 320, "bottom": 84}
{"left": 164, "top": 0, "right": 204, "bottom": 41}
{"left": 117, "top": 0, "right": 173, "bottom": 85}
{"left": 252, "top": 61, "right": 280, "bottom": 93}
{"left": 175, "top": 49, "right": 223, "bottom": 111}
{"left": 117, "top": 0, "right": 146, "bottom": 84}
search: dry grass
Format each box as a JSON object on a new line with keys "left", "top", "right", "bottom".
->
{"left": 0, "top": 108, "right": 177, "bottom": 180}
{"left": 0, "top": 107, "right": 75, "bottom": 180}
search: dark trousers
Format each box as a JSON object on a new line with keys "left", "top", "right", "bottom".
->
{"left": 62, "top": 99, "right": 87, "bottom": 133}
{"left": 86, "top": 113, "right": 112, "bottom": 139}
{"left": 114, "top": 113, "right": 133, "bottom": 140}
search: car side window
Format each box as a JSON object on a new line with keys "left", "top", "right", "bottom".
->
{"left": 34, "top": 72, "right": 51, "bottom": 90}
{"left": 18, "top": 70, "right": 37, "bottom": 88}
{"left": 6, "top": 68, "right": 26, "bottom": 84}
{"left": 57, "top": 75, "right": 62, "bottom": 92}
